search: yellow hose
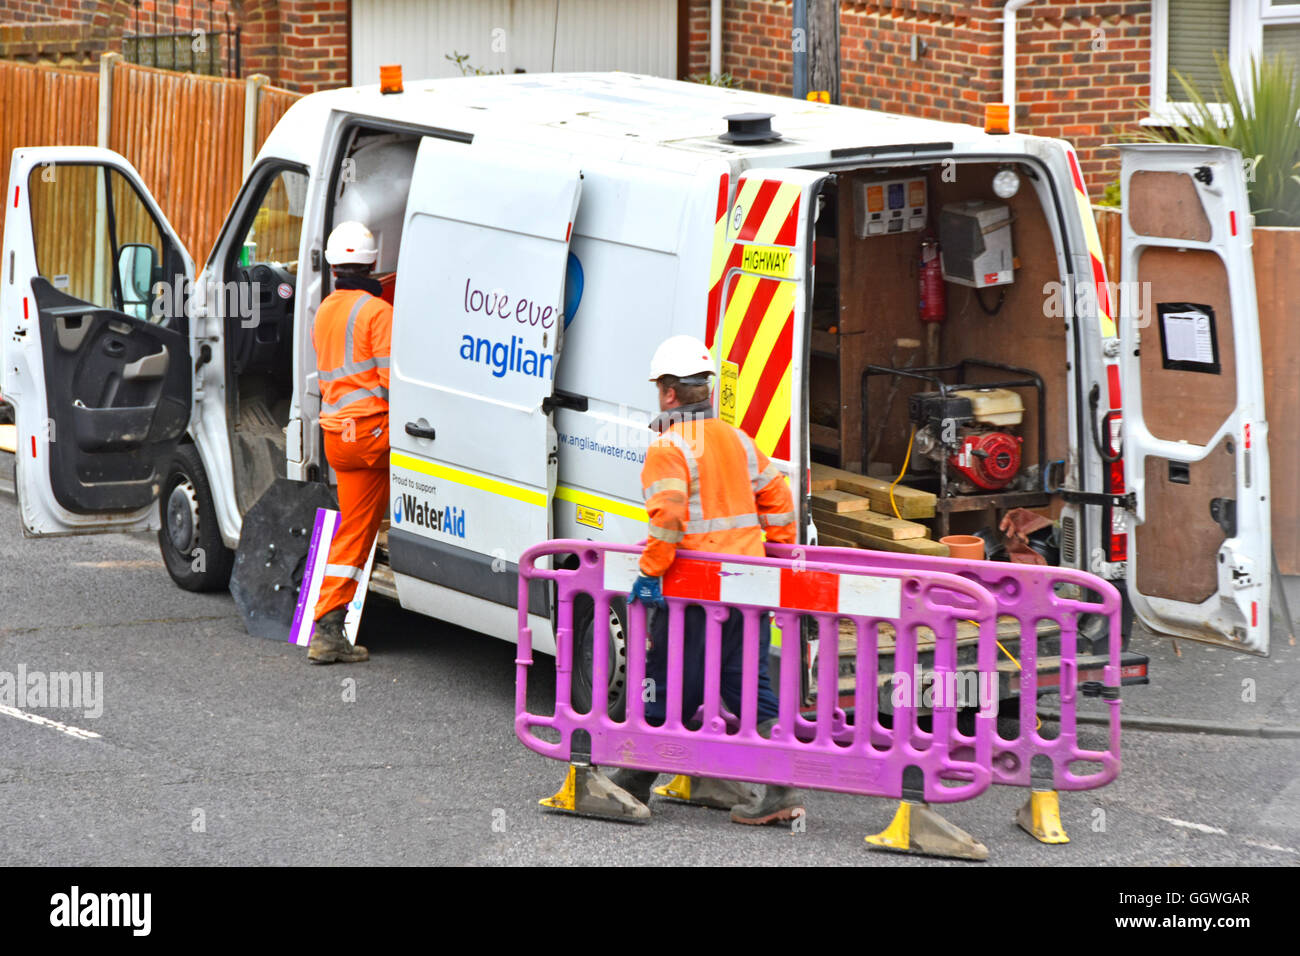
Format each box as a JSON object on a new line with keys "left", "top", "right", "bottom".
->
{"left": 889, "top": 426, "right": 917, "bottom": 520}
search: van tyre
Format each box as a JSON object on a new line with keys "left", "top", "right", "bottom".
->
{"left": 158, "top": 443, "right": 234, "bottom": 592}
{"left": 571, "top": 595, "right": 628, "bottom": 720}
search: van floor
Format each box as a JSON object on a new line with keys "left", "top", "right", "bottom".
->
{"left": 231, "top": 395, "right": 287, "bottom": 516}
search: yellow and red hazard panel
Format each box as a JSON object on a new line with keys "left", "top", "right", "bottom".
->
{"left": 708, "top": 175, "right": 805, "bottom": 463}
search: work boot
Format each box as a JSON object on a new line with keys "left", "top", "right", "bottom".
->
{"left": 730, "top": 785, "right": 805, "bottom": 826}
{"left": 655, "top": 774, "right": 756, "bottom": 810}
{"left": 607, "top": 769, "right": 659, "bottom": 807}
{"left": 307, "top": 608, "right": 369, "bottom": 664}
{"left": 730, "top": 717, "right": 805, "bottom": 825}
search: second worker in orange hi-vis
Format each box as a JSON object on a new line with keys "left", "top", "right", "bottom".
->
{"left": 603, "top": 335, "right": 807, "bottom": 827}
{"left": 308, "top": 220, "right": 392, "bottom": 664}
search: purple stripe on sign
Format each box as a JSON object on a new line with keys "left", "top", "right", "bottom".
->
{"left": 289, "top": 508, "right": 331, "bottom": 645}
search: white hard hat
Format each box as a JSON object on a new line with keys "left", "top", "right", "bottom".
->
{"left": 325, "top": 220, "right": 378, "bottom": 266}
{"left": 649, "top": 335, "right": 714, "bottom": 383}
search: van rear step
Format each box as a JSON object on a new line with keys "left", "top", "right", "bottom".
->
{"left": 807, "top": 650, "right": 1150, "bottom": 716}
{"left": 367, "top": 529, "right": 400, "bottom": 602}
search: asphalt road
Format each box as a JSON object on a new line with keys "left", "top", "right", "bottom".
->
{"left": 0, "top": 490, "right": 1296, "bottom": 867}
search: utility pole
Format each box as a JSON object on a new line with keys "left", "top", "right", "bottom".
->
{"left": 808, "top": 0, "right": 841, "bottom": 103}
{"left": 792, "top": 0, "right": 808, "bottom": 100}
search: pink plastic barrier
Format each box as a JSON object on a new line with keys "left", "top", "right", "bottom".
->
{"left": 767, "top": 543, "right": 1123, "bottom": 792}
{"left": 516, "top": 541, "right": 1002, "bottom": 803}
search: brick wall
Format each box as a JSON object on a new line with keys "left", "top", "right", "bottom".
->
{"left": 275, "top": 0, "right": 348, "bottom": 93}
{"left": 686, "top": 0, "right": 1154, "bottom": 196}
{"left": 0, "top": 0, "right": 349, "bottom": 93}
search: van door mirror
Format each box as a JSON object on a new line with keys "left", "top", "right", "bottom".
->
{"left": 117, "top": 242, "right": 157, "bottom": 319}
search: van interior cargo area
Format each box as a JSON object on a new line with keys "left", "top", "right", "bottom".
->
{"left": 808, "top": 161, "right": 1072, "bottom": 567}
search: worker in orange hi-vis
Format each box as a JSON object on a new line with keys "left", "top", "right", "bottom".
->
{"left": 308, "top": 220, "right": 392, "bottom": 664}
{"left": 607, "top": 335, "right": 806, "bottom": 825}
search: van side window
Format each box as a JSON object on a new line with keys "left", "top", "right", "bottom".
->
{"left": 223, "top": 165, "right": 308, "bottom": 375}
{"left": 235, "top": 169, "right": 308, "bottom": 274}
{"left": 27, "top": 163, "right": 177, "bottom": 323}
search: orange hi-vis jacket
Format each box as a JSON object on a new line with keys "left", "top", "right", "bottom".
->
{"left": 313, "top": 289, "right": 393, "bottom": 433}
{"left": 639, "top": 405, "right": 797, "bottom": 578}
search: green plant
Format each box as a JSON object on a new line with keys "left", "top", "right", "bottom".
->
{"left": 1097, "top": 177, "right": 1123, "bottom": 208}
{"left": 445, "top": 51, "right": 504, "bottom": 77}
{"left": 688, "top": 72, "right": 736, "bottom": 88}
{"left": 1135, "top": 53, "right": 1300, "bottom": 227}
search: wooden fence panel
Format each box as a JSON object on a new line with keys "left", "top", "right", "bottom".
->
{"left": 1095, "top": 206, "right": 1122, "bottom": 284}
{"left": 255, "top": 85, "right": 302, "bottom": 153}
{"left": 108, "top": 60, "right": 246, "bottom": 267}
{"left": 0, "top": 62, "right": 98, "bottom": 212}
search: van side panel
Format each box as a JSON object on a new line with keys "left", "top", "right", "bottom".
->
{"left": 552, "top": 159, "right": 723, "bottom": 545}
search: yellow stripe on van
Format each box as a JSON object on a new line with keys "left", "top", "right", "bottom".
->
{"left": 736, "top": 280, "right": 796, "bottom": 420}
{"left": 751, "top": 183, "right": 801, "bottom": 245}
{"left": 755, "top": 360, "right": 793, "bottom": 454}
{"left": 555, "top": 485, "right": 648, "bottom": 523}
{"left": 390, "top": 452, "right": 546, "bottom": 507}
{"left": 721, "top": 272, "right": 760, "bottom": 359}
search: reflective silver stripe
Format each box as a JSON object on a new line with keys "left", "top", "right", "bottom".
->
{"left": 657, "top": 431, "right": 702, "bottom": 519}
{"left": 343, "top": 293, "right": 369, "bottom": 375}
{"left": 319, "top": 354, "right": 388, "bottom": 381}
{"left": 323, "top": 563, "right": 364, "bottom": 581}
{"left": 759, "top": 511, "right": 796, "bottom": 527}
{"left": 734, "top": 428, "right": 760, "bottom": 484}
{"left": 647, "top": 525, "right": 684, "bottom": 543}
{"left": 644, "top": 477, "right": 688, "bottom": 498}
{"left": 683, "top": 512, "right": 762, "bottom": 535}
{"left": 318, "top": 294, "right": 375, "bottom": 381}
{"left": 754, "top": 461, "right": 783, "bottom": 490}
{"left": 322, "top": 385, "right": 389, "bottom": 414}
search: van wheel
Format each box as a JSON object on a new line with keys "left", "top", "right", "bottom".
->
{"left": 157, "top": 443, "right": 234, "bottom": 592}
{"left": 571, "top": 595, "right": 628, "bottom": 719}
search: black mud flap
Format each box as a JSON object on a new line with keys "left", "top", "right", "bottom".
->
{"left": 230, "top": 478, "right": 338, "bottom": 641}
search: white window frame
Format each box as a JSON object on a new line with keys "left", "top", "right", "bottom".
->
{"left": 1148, "top": 0, "right": 1300, "bottom": 124}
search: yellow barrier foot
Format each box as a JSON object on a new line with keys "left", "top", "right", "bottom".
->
{"left": 654, "top": 774, "right": 756, "bottom": 810}
{"left": 865, "top": 800, "right": 989, "bottom": 862}
{"left": 539, "top": 764, "right": 650, "bottom": 823}
{"left": 1016, "top": 789, "right": 1069, "bottom": 844}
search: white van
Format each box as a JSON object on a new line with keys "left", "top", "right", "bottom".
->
{"left": 0, "top": 72, "right": 1273, "bottom": 711}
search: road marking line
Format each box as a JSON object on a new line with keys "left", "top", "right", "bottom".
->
{"left": 1159, "top": 816, "right": 1229, "bottom": 835}
{"left": 0, "top": 704, "right": 101, "bottom": 740}
{"left": 72, "top": 560, "right": 164, "bottom": 569}
{"left": 1243, "top": 839, "right": 1298, "bottom": 855}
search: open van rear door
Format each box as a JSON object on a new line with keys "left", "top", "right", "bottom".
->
{"left": 711, "top": 167, "right": 828, "bottom": 483}
{"left": 0, "top": 147, "right": 194, "bottom": 536}
{"left": 1118, "top": 144, "right": 1270, "bottom": 654}
{"left": 386, "top": 137, "right": 580, "bottom": 610}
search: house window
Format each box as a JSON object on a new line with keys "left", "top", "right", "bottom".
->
{"left": 1151, "top": 0, "right": 1300, "bottom": 120}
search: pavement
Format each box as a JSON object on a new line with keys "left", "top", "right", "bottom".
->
{"left": 0, "top": 453, "right": 1296, "bottom": 866}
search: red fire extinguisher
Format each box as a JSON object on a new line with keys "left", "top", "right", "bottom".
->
{"left": 919, "top": 235, "right": 945, "bottom": 365}
{"left": 918, "top": 236, "right": 946, "bottom": 323}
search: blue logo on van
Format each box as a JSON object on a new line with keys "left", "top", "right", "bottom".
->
{"left": 393, "top": 496, "right": 403, "bottom": 524}
{"left": 564, "top": 252, "right": 583, "bottom": 329}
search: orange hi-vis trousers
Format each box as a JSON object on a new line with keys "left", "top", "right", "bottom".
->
{"left": 314, "top": 416, "right": 389, "bottom": 620}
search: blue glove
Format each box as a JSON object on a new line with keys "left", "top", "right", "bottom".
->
{"left": 628, "top": 574, "right": 666, "bottom": 607}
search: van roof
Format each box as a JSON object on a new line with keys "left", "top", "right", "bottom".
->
{"left": 263, "top": 71, "right": 1016, "bottom": 171}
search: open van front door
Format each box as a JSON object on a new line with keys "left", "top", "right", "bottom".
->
{"left": 1118, "top": 144, "right": 1271, "bottom": 654}
{"left": 1, "top": 147, "right": 194, "bottom": 536}
{"left": 386, "top": 137, "right": 580, "bottom": 611}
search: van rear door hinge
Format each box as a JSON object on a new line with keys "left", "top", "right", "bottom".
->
{"left": 1059, "top": 490, "right": 1135, "bottom": 510}
{"left": 542, "top": 390, "right": 588, "bottom": 414}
